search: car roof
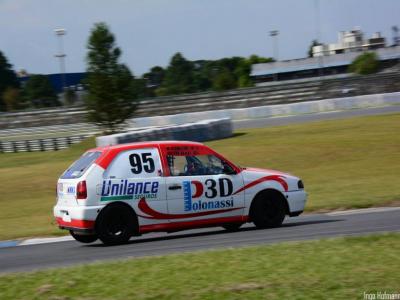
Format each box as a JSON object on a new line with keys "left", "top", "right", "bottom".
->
{"left": 90, "top": 140, "right": 205, "bottom": 152}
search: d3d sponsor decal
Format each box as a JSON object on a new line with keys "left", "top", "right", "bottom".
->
{"left": 183, "top": 178, "right": 234, "bottom": 212}
{"left": 100, "top": 179, "right": 159, "bottom": 201}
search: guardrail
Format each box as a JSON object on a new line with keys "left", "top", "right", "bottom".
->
{"left": 0, "top": 135, "right": 90, "bottom": 153}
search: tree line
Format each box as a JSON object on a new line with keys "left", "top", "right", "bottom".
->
{"left": 0, "top": 22, "right": 380, "bottom": 133}
{"left": 0, "top": 23, "right": 272, "bottom": 114}
{"left": 0, "top": 55, "right": 65, "bottom": 112}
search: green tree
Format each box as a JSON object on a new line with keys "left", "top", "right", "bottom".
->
{"left": 191, "top": 60, "right": 216, "bottom": 92}
{"left": 2, "top": 87, "right": 20, "bottom": 111}
{"left": 153, "top": 53, "right": 273, "bottom": 94}
{"left": 157, "top": 52, "right": 195, "bottom": 95}
{"left": 23, "top": 75, "right": 59, "bottom": 108}
{"left": 349, "top": 52, "right": 380, "bottom": 75}
{"left": 235, "top": 55, "right": 273, "bottom": 88}
{"left": 212, "top": 69, "right": 236, "bottom": 91}
{"left": 64, "top": 88, "right": 77, "bottom": 105}
{"left": 0, "top": 50, "right": 19, "bottom": 111}
{"left": 132, "top": 78, "right": 150, "bottom": 98}
{"left": 85, "top": 22, "right": 138, "bottom": 133}
{"left": 143, "top": 66, "right": 165, "bottom": 88}
{"left": 142, "top": 66, "right": 165, "bottom": 97}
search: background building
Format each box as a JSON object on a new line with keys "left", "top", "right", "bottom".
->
{"left": 251, "top": 28, "right": 399, "bottom": 85}
{"left": 313, "top": 28, "right": 386, "bottom": 57}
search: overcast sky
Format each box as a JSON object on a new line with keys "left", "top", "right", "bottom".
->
{"left": 0, "top": 0, "right": 399, "bottom": 76}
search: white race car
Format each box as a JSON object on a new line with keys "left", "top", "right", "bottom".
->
{"left": 54, "top": 141, "right": 307, "bottom": 245}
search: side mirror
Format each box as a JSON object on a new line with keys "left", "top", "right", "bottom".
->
{"left": 222, "top": 161, "right": 237, "bottom": 175}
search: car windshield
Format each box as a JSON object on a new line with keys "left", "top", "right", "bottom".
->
{"left": 60, "top": 151, "right": 102, "bottom": 179}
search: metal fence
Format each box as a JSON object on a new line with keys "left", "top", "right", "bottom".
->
{"left": 0, "top": 135, "right": 90, "bottom": 153}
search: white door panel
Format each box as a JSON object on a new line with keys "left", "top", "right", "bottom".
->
{"left": 166, "top": 174, "right": 244, "bottom": 222}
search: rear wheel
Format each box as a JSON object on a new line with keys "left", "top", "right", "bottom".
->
{"left": 69, "top": 230, "right": 98, "bottom": 244}
{"left": 251, "top": 191, "right": 286, "bottom": 229}
{"left": 96, "top": 205, "right": 136, "bottom": 245}
{"left": 222, "top": 223, "right": 243, "bottom": 232}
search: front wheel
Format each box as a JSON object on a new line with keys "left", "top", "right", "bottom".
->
{"left": 251, "top": 194, "right": 286, "bottom": 229}
{"left": 96, "top": 205, "right": 136, "bottom": 245}
{"left": 69, "top": 230, "right": 98, "bottom": 244}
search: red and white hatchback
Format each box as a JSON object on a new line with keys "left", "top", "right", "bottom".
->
{"left": 54, "top": 141, "right": 307, "bottom": 245}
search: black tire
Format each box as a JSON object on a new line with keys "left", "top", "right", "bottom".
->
{"left": 251, "top": 192, "right": 286, "bottom": 229}
{"left": 69, "top": 230, "right": 98, "bottom": 244}
{"left": 96, "top": 204, "right": 136, "bottom": 245}
{"left": 222, "top": 223, "right": 243, "bottom": 232}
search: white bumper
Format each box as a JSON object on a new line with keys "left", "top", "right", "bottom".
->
{"left": 285, "top": 190, "right": 307, "bottom": 214}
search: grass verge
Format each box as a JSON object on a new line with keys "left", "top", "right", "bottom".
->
{"left": 0, "top": 233, "right": 399, "bottom": 299}
{"left": 0, "top": 113, "right": 399, "bottom": 240}
{"left": 208, "top": 113, "right": 400, "bottom": 212}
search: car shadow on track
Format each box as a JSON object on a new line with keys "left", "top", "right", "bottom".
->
{"left": 86, "top": 218, "right": 343, "bottom": 248}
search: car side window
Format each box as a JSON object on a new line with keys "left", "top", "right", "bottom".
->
{"left": 167, "top": 154, "right": 225, "bottom": 176}
{"left": 104, "top": 148, "right": 162, "bottom": 178}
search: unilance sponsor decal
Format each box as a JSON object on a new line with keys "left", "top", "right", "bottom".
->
{"left": 100, "top": 179, "right": 159, "bottom": 201}
{"left": 183, "top": 179, "right": 234, "bottom": 212}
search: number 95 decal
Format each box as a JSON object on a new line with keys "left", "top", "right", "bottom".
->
{"left": 129, "top": 152, "right": 155, "bottom": 174}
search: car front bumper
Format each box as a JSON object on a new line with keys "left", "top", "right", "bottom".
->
{"left": 285, "top": 190, "right": 307, "bottom": 216}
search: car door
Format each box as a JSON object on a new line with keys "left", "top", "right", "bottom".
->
{"left": 101, "top": 147, "right": 167, "bottom": 226}
{"left": 163, "top": 146, "right": 245, "bottom": 223}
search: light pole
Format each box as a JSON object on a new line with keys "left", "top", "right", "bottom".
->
{"left": 54, "top": 28, "right": 67, "bottom": 94}
{"left": 314, "top": 0, "right": 324, "bottom": 77}
{"left": 269, "top": 30, "right": 279, "bottom": 81}
{"left": 269, "top": 30, "right": 279, "bottom": 61}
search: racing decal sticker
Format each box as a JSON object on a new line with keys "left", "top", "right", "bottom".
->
{"left": 100, "top": 180, "right": 159, "bottom": 201}
{"left": 165, "top": 145, "right": 208, "bottom": 156}
{"left": 233, "top": 175, "right": 288, "bottom": 194}
{"left": 183, "top": 180, "right": 203, "bottom": 211}
{"left": 137, "top": 197, "right": 242, "bottom": 220}
{"left": 183, "top": 179, "right": 234, "bottom": 212}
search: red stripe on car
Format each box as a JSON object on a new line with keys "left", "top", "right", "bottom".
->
{"left": 234, "top": 175, "right": 288, "bottom": 194}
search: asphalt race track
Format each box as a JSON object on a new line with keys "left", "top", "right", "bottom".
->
{"left": 1, "top": 208, "right": 399, "bottom": 274}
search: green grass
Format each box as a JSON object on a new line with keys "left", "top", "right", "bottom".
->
{"left": 1, "top": 233, "right": 399, "bottom": 300}
{"left": 0, "top": 113, "right": 399, "bottom": 240}
{"left": 208, "top": 113, "right": 400, "bottom": 211}
{"left": 0, "top": 138, "right": 96, "bottom": 240}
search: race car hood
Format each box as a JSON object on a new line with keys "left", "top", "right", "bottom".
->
{"left": 240, "top": 167, "right": 302, "bottom": 192}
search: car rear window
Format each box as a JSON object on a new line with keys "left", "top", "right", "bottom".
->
{"left": 60, "top": 151, "right": 102, "bottom": 179}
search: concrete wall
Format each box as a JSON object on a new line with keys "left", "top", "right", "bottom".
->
{"left": 96, "top": 118, "right": 233, "bottom": 147}
{"left": 129, "top": 92, "right": 400, "bottom": 128}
